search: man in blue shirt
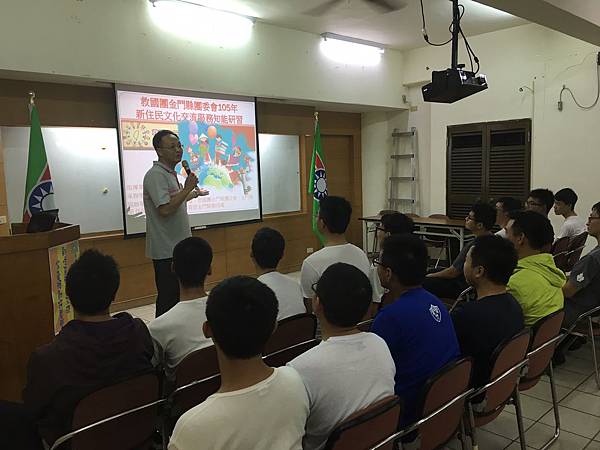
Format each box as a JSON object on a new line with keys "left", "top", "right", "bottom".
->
{"left": 372, "top": 234, "right": 460, "bottom": 427}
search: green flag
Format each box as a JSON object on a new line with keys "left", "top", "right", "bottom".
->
{"left": 23, "top": 104, "right": 55, "bottom": 222}
{"left": 308, "top": 114, "right": 327, "bottom": 245}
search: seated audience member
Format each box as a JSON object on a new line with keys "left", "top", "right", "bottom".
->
{"left": 149, "top": 237, "right": 213, "bottom": 373}
{"left": 507, "top": 211, "right": 566, "bottom": 326}
{"left": 423, "top": 202, "right": 496, "bottom": 300}
{"left": 372, "top": 234, "right": 460, "bottom": 427}
{"left": 561, "top": 202, "right": 600, "bottom": 328}
{"left": 23, "top": 250, "right": 154, "bottom": 446}
{"left": 251, "top": 227, "right": 305, "bottom": 320}
{"left": 289, "top": 263, "right": 395, "bottom": 450}
{"left": 169, "top": 276, "right": 309, "bottom": 450}
{"left": 451, "top": 235, "right": 524, "bottom": 388}
{"left": 495, "top": 197, "right": 522, "bottom": 238}
{"left": 300, "top": 196, "right": 371, "bottom": 311}
{"left": 370, "top": 212, "right": 415, "bottom": 309}
{"left": 554, "top": 188, "right": 587, "bottom": 239}
{"left": 526, "top": 188, "right": 554, "bottom": 217}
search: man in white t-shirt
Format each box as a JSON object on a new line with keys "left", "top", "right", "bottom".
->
{"left": 149, "top": 237, "right": 213, "bottom": 374}
{"left": 301, "top": 196, "right": 371, "bottom": 312}
{"left": 289, "top": 263, "right": 395, "bottom": 450}
{"left": 252, "top": 227, "right": 305, "bottom": 320}
{"left": 169, "top": 276, "right": 309, "bottom": 450}
{"left": 554, "top": 188, "right": 587, "bottom": 239}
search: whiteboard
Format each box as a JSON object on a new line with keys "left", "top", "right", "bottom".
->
{"left": 258, "top": 134, "right": 301, "bottom": 215}
{"left": 3, "top": 127, "right": 124, "bottom": 233}
{"left": 3, "top": 127, "right": 302, "bottom": 234}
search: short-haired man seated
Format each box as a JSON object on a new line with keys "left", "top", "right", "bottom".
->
{"left": 371, "top": 234, "right": 460, "bottom": 428}
{"left": 23, "top": 250, "right": 154, "bottom": 446}
{"left": 451, "top": 235, "right": 524, "bottom": 388}
{"left": 507, "top": 211, "right": 566, "bottom": 326}
{"left": 554, "top": 188, "right": 587, "bottom": 239}
{"left": 149, "top": 237, "right": 213, "bottom": 374}
{"left": 300, "top": 196, "right": 371, "bottom": 312}
{"left": 555, "top": 202, "right": 600, "bottom": 364}
{"left": 526, "top": 188, "right": 554, "bottom": 217}
{"left": 169, "top": 276, "right": 309, "bottom": 450}
{"left": 289, "top": 263, "right": 395, "bottom": 450}
{"left": 424, "top": 202, "right": 496, "bottom": 300}
{"left": 252, "top": 227, "right": 305, "bottom": 320}
{"left": 495, "top": 197, "right": 522, "bottom": 239}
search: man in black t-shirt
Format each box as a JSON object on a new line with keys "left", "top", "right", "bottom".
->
{"left": 451, "top": 235, "right": 524, "bottom": 387}
{"left": 424, "top": 202, "right": 496, "bottom": 300}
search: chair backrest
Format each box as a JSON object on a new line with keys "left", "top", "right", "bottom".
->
{"left": 478, "top": 330, "right": 530, "bottom": 417}
{"left": 520, "top": 310, "right": 565, "bottom": 389}
{"left": 414, "top": 357, "right": 473, "bottom": 450}
{"left": 356, "top": 319, "right": 373, "bottom": 332}
{"left": 61, "top": 372, "right": 161, "bottom": 450}
{"left": 551, "top": 236, "right": 570, "bottom": 256}
{"left": 566, "top": 232, "right": 588, "bottom": 271}
{"left": 324, "top": 395, "right": 401, "bottom": 450}
{"left": 263, "top": 339, "right": 320, "bottom": 367}
{"left": 263, "top": 313, "right": 317, "bottom": 355}
{"left": 171, "top": 345, "right": 221, "bottom": 417}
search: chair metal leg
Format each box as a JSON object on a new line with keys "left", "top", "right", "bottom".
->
{"left": 589, "top": 317, "right": 600, "bottom": 389}
{"left": 513, "top": 388, "right": 528, "bottom": 450}
{"left": 539, "top": 361, "right": 561, "bottom": 450}
{"left": 467, "top": 403, "right": 479, "bottom": 450}
{"left": 459, "top": 418, "right": 467, "bottom": 450}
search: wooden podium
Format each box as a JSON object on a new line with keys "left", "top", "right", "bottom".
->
{"left": 0, "top": 223, "right": 80, "bottom": 401}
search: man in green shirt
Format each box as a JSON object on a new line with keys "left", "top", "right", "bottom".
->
{"left": 507, "top": 210, "right": 566, "bottom": 326}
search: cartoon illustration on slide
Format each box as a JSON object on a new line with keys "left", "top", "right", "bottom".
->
{"left": 177, "top": 120, "right": 256, "bottom": 195}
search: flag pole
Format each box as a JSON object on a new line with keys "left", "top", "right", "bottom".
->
{"left": 28, "top": 91, "right": 35, "bottom": 113}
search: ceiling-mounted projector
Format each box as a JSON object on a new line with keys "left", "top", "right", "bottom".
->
{"left": 422, "top": 68, "right": 488, "bottom": 103}
{"left": 421, "top": 0, "right": 488, "bottom": 103}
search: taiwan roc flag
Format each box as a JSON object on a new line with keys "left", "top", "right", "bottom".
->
{"left": 23, "top": 104, "right": 56, "bottom": 222}
{"left": 309, "top": 113, "right": 327, "bottom": 245}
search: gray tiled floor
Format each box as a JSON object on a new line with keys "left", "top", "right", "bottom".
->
{"left": 445, "top": 341, "right": 600, "bottom": 449}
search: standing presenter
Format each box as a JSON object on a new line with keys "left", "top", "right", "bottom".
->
{"left": 144, "top": 130, "right": 208, "bottom": 317}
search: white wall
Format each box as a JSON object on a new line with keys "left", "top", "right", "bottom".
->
{"left": 402, "top": 23, "right": 600, "bottom": 242}
{"left": 0, "top": 0, "right": 405, "bottom": 110}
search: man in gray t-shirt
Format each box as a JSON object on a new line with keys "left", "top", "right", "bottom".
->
{"left": 143, "top": 130, "right": 207, "bottom": 317}
{"left": 562, "top": 202, "right": 600, "bottom": 327}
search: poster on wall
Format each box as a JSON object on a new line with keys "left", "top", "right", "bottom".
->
{"left": 48, "top": 240, "right": 79, "bottom": 334}
{"left": 115, "top": 86, "right": 261, "bottom": 236}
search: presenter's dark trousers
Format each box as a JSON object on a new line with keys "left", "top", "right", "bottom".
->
{"left": 153, "top": 258, "right": 180, "bottom": 318}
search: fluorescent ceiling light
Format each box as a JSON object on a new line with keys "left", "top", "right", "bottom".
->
{"left": 148, "top": 0, "right": 255, "bottom": 47}
{"left": 320, "top": 32, "right": 384, "bottom": 66}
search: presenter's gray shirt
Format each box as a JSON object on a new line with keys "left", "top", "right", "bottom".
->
{"left": 143, "top": 161, "right": 191, "bottom": 260}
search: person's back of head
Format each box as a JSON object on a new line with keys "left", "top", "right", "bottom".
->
{"left": 205, "top": 276, "right": 278, "bottom": 359}
{"left": 251, "top": 227, "right": 285, "bottom": 270}
{"left": 314, "top": 263, "right": 372, "bottom": 328}
{"left": 464, "top": 235, "right": 518, "bottom": 289}
{"left": 496, "top": 197, "right": 522, "bottom": 226}
{"left": 470, "top": 202, "right": 497, "bottom": 232}
{"left": 66, "top": 249, "right": 120, "bottom": 316}
{"left": 554, "top": 188, "right": 578, "bottom": 215}
{"left": 318, "top": 196, "right": 352, "bottom": 235}
{"left": 173, "top": 237, "right": 213, "bottom": 289}
{"left": 508, "top": 210, "right": 554, "bottom": 253}
{"left": 527, "top": 188, "right": 554, "bottom": 216}
{"left": 380, "top": 212, "right": 415, "bottom": 235}
{"left": 378, "top": 234, "right": 428, "bottom": 288}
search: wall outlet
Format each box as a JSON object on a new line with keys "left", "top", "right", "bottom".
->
{"left": 0, "top": 216, "right": 6, "bottom": 224}
{"left": 307, "top": 247, "right": 314, "bottom": 254}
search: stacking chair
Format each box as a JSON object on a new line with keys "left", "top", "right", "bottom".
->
{"left": 263, "top": 339, "right": 320, "bottom": 367}
{"left": 516, "top": 310, "right": 565, "bottom": 450}
{"left": 466, "top": 330, "right": 531, "bottom": 450}
{"left": 50, "top": 371, "right": 163, "bottom": 450}
{"left": 371, "top": 358, "right": 474, "bottom": 450}
{"left": 323, "top": 396, "right": 401, "bottom": 450}
{"left": 423, "top": 214, "right": 452, "bottom": 268}
{"left": 166, "top": 346, "right": 220, "bottom": 437}
{"left": 263, "top": 313, "right": 317, "bottom": 356}
{"left": 563, "top": 304, "right": 600, "bottom": 389}
{"left": 553, "top": 232, "right": 588, "bottom": 273}
{"left": 448, "top": 286, "right": 475, "bottom": 313}
{"left": 356, "top": 318, "right": 374, "bottom": 332}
